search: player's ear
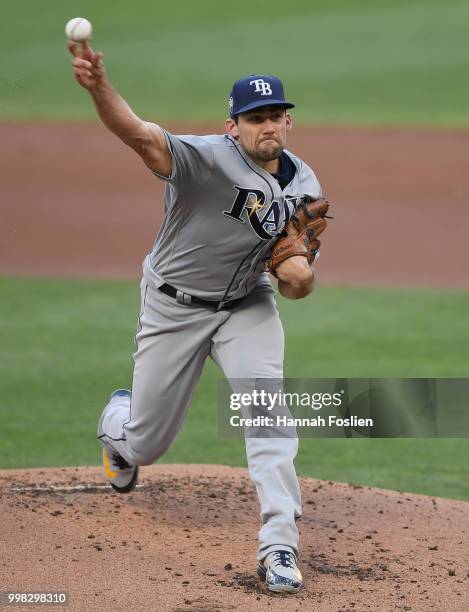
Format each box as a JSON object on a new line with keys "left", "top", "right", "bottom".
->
{"left": 225, "top": 117, "right": 239, "bottom": 138}
{"left": 285, "top": 112, "right": 292, "bottom": 131}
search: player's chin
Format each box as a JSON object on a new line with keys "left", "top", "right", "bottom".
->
{"left": 257, "top": 143, "right": 283, "bottom": 161}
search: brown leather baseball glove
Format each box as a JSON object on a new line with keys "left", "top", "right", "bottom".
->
{"left": 268, "top": 197, "right": 330, "bottom": 276}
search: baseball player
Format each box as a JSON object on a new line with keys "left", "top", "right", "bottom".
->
{"left": 69, "top": 40, "right": 329, "bottom": 594}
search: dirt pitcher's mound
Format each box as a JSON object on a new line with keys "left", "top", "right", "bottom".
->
{"left": 0, "top": 465, "right": 468, "bottom": 611}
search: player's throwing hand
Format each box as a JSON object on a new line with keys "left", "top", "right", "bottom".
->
{"left": 68, "top": 41, "right": 105, "bottom": 91}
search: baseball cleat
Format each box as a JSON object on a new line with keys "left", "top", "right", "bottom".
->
{"left": 97, "top": 388, "right": 132, "bottom": 439}
{"left": 257, "top": 550, "right": 303, "bottom": 593}
{"left": 103, "top": 447, "right": 139, "bottom": 494}
{"left": 109, "top": 388, "right": 132, "bottom": 401}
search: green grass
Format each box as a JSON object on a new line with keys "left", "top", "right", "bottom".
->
{"left": 1, "top": 276, "right": 469, "bottom": 501}
{"left": 1, "top": 0, "right": 468, "bottom": 126}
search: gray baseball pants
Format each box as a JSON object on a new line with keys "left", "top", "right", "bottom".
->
{"left": 97, "top": 278, "right": 302, "bottom": 561}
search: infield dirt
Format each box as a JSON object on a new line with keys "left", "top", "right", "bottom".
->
{"left": 1, "top": 465, "right": 469, "bottom": 611}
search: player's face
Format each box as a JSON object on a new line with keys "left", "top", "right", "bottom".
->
{"left": 225, "top": 106, "right": 292, "bottom": 166}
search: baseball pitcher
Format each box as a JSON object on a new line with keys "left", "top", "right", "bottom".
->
{"left": 69, "top": 39, "right": 329, "bottom": 594}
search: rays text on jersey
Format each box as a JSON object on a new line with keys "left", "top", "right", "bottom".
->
{"left": 223, "top": 186, "right": 300, "bottom": 240}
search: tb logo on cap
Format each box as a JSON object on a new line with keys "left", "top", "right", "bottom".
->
{"left": 249, "top": 79, "right": 272, "bottom": 96}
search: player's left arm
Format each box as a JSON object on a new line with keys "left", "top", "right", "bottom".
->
{"left": 269, "top": 196, "right": 329, "bottom": 299}
{"left": 276, "top": 257, "right": 315, "bottom": 299}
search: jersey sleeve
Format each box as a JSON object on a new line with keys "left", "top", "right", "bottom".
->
{"left": 151, "top": 130, "right": 215, "bottom": 193}
{"left": 300, "top": 160, "right": 322, "bottom": 200}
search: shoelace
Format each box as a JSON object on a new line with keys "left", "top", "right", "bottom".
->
{"left": 112, "top": 453, "right": 132, "bottom": 470}
{"left": 272, "top": 550, "right": 295, "bottom": 569}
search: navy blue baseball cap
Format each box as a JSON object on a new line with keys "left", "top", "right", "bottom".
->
{"left": 229, "top": 74, "right": 295, "bottom": 118}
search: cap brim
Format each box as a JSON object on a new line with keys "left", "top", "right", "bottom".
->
{"left": 232, "top": 99, "right": 295, "bottom": 117}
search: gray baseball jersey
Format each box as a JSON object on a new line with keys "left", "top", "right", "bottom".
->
{"left": 143, "top": 132, "right": 322, "bottom": 300}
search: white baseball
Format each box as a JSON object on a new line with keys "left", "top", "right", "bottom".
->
{"left": 65, "top": 17, "right": 92, "bottom": 42}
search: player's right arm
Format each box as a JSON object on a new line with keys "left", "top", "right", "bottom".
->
{"left": 68, "top": 41, "right": 171, "bottom": 177}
